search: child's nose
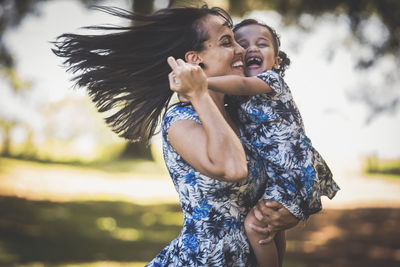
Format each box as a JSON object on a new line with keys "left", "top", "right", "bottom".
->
{"left": 247, "top": 44, "right": 260, "bottom": 52}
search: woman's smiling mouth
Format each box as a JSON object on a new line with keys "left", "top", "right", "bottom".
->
{"left": 232, "top": 59, "right": 244, "bottom": 74}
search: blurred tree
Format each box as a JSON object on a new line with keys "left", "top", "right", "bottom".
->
{"left": 0, "top": 67, "right": 32, "bottom": 156}
{"left": 1, "top": 0, "right": 399, "bottom": 157}
{"left": 0, "top": 0, "right": 156, "bottom": 159}
{"left": 229, "top": 0, "right": 399, "bottom": 69}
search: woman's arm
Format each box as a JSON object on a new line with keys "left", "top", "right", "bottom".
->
{"left": 167, "top": 57, "right": 248, "bottom": 182}
{"left": 207, "top": 75, "right": 273, "bottom": 96}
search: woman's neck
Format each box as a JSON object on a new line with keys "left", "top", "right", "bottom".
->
{"left": 208, "top": 90, "right": 225, "bottom": 114}
{"left": 208, "top": 90, "right": 240, "bottom": 135}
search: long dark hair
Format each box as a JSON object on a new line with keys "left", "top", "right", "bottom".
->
{"left": 233, "top": 19, "right": 290, "bottom": 77}
{"left": 52, "top": 5, "right": 232, "bottom": 143}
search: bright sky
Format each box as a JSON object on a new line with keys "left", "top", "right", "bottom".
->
{"left": 2, "top": 0, "right": 400, "bottom": 161}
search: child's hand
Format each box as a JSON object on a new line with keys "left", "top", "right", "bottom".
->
{"left": 167, "top": 56, "right": 208, "bottom": 100}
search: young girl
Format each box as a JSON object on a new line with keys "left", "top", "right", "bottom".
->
{"left": 207, "top": 19, "right": 340, "bottom": 267}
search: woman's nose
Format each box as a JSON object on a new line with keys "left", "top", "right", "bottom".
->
{"left": 234, "top": 42, "right": 245, "bottom": 55}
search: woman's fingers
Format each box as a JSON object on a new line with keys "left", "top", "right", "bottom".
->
{"left": 276, "top": 207, "right": 300, "bottom": 229}
{"left": 264, "top": 200, "right": 283, "bottom": 210}
{"left": 256, "top": 200, "right": 275, "bottom": 218}
{"left": 176, "top": 58, "right": 185, "bottom": 66}
{"left": 253, "top": 205, "right": 266, "bottom": 222}
{"left": 168, "top": 72, "right": 178, "bottom": 91}
{"left": 257, "top": 200, "right": 300, "bottom": 230}
{"left": 259, "top": 230, "right": 277, "bottom": 245}
{"left": 167, "top": 56, "right": 178, "bottom": 70}
{"left": 248, "top": 223, "right": 277, "bottom": 245}
{"left": 166, "top": 57, "right": 207, "bottom": 99}
{"left": 248, "top": 223, "right": 269, "bottom": 235}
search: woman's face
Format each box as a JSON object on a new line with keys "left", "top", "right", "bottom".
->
{"left": 197, "top": 15, "right": 245, "bottom": 77}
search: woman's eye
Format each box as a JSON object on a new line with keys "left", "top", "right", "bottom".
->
{"left": 222, "top": 41, "right": 233, "bottom": 47}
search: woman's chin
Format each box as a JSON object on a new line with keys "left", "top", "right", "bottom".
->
{"left": 231, "top": 66, "right": 244, "bottom": 76}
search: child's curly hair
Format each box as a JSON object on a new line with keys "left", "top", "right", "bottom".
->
{"left": 233, "top": 19, "right": 290, "bottom": 77}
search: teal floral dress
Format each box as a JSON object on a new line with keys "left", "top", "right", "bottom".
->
{"left": 236, "top": 70, "right": 340, "bottom": 219}
{"left": 146, "top": 104, "right": 265, "bottom": 267}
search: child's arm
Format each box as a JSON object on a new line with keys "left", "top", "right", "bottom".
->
{"left": 207, "top": 75, "right": 273, "bottom": 96}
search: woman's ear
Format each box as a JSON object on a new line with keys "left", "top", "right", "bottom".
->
{"left": 185, "top": 51, "right": 203, "bottom": 66}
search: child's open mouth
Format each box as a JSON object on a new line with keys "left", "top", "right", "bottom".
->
{"left": 246, "top": 56, "right": 263, "bottom": 70}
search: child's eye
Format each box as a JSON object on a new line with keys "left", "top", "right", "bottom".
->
{"left": 258, "top": 43, "right": 268, "bottom": 47}
{"left": 239, "top": 43, "right": 248, "bottom": 49}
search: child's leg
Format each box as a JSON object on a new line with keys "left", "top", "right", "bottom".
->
{"left": 244, "top": 208, "right": 279, "bottom": 267}
{"left": 274, "top": 230, "right": 286, "bottom": 267}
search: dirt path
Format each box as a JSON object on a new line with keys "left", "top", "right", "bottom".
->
{"left": 321, "top": 159, "right": 400, "bottom": 209}
{"left": 1, "top": 158, "right": 400, "bottom": 208}
{"left": 0, "top": 161, "right": 178, "bottom": 204}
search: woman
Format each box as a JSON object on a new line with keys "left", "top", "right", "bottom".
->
{"left": 53, "top": 5, "right": 298, "bottom": 266}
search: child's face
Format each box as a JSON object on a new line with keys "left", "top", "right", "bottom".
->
{"left": 234, "top": 24, "right": 280, "bottom": 77}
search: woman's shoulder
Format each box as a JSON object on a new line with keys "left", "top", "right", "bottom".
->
{"left": 162, "top": 103, "right": 201, "bottom": 131}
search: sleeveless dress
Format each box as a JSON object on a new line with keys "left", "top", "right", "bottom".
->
{"left": 235, "top": 70, "right": 340, "bottom": 220}
{"left": 146, "top": 104, "right": 266, "bottom": 267}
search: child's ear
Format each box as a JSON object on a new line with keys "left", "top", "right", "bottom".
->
{"left": 273, "top": 56, "right": 281, "bottom": 70}
{"left": 185, "top": 51, "right": 203, "bottom": 66}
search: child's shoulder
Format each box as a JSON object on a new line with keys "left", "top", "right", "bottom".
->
{"left": 256, "top": 70, "right": 284, "bottom": 94}
{"left": 256, "top": 70, "right": 282, "bottom": 81}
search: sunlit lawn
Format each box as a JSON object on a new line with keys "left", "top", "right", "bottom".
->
{"left": 1, "top": 157, "right": 400, "bottom": 266}
{"left": 1, "top": 195, "right": 400, "bottom": 267}
{"left": 0, "top": 196, "right": 182, "bottom": 266}
{"left": 0, "top": 157, "right": 169, "bottom": 178}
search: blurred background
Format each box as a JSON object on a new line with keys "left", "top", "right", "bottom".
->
{"left": 0, "top": 0, "right": 399, "bottom": 266}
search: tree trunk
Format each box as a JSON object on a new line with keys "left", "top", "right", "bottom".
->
{"left": 120, "top": 141, "right": 154, "bottom": 160}
{"left": 133, "top": 0, "right": 153, "bottom": 14}
{"left": 0, "top": 121, "right": 14, "bottom": 157}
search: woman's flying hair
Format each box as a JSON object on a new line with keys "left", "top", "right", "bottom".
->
{"left": 52, "top": 5, "right": 232, "bottom": 143}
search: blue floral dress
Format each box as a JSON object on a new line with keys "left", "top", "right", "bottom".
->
{"left": 235, "top": 70, "right": 340, "bottom": 220}
{"left": 146, "top": 104, "right": 266, "bottom": 267}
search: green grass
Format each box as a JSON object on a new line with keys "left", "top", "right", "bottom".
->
{"left": 2, "top": 196, "right": 400, "bottom": 267}
{"left": 0, "top": 196, "right": 182, "bottom": 266}
{"left": 1, "top": 157, "right": 399, "bottom": 266}
{"left": 20, "top": 262, "right": 148, "bottom": 267}
{"left": 363, "top": 157, "right": 400, "bottom": 179}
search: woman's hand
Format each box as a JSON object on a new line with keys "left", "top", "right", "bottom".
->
{"left": 167, "top": 56, "right": 208, "bottom": 100}
{"left": 249, "top": 200, "right": 299, "bottom": 244}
